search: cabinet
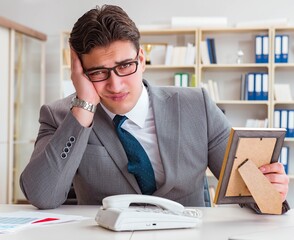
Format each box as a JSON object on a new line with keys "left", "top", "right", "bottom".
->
{"left": 0, "top": 17, "right": 46, "bottom": 203}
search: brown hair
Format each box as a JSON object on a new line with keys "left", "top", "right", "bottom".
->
{"left": 69, "top": 5, "right": 140, "bottom": 55}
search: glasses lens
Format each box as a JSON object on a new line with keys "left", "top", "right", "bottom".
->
{"left": 87, "top": 69, "right": 109, "bottom": 82}
{"left": 115, "top": 61, "right": 138, "bottom": 77}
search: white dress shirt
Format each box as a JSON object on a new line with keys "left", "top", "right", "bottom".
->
{"left": 101, "top": 86, "right": 165, "bottom": 188}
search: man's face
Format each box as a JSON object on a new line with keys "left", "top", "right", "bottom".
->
{"left": 81, "top": 40, "right": 146, "bottom": 114}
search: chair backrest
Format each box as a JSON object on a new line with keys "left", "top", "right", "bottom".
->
{"left": 204, "top": 176, "right": 211, "bottom": 207}
{"left": 64, "top": 184, "right": 78, "bottom": 205}
{"left": 64, "top": 178, "right": 212, "bottom": 206}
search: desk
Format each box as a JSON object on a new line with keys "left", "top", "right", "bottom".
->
{"left": 0, "top": 204, "right": 293, "bottom": 240}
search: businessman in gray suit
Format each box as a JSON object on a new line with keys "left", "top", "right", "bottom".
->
{"left": 20, "top": 5, "right": 290, "bottom": 212}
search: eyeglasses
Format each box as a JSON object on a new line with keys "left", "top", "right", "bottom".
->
{"left": 84, "top": 52, "right": 139, "bottom": 82}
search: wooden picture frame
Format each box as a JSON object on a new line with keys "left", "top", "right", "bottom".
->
{"left": 214, "top": 127, "right": 286, "bottom": 205}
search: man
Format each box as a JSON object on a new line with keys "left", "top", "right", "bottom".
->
{"left": 20, "top": 5, "right": 289, "bottom": 212}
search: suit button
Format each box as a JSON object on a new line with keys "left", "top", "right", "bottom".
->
{"left": 63, "top": 147, "right": 70, "bottom": 153}
{"left": 69, "top": 136, "right": 75, "bottom": 143}
{"left": 61, "top": 152, "right": 67, "bottom": 159}
{"left": 66, "top": 141, "right": 72, "bottom": 148}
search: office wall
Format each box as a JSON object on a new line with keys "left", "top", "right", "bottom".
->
{"left": 1, "top": 0, "right": 294, "bottom": 103}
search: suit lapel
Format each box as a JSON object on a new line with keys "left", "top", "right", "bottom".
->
{"left": 92, "top": 106, "right": 141, "bottom": 193}
{"left": 147, "top": 84, "right": 180, "bottom": 197}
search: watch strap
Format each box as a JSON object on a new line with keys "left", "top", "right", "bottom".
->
{"left": 70, "top": 96, "right": 97, "bottom": 113}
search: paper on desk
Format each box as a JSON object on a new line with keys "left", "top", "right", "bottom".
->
{"left": 0, "top": 211, "right": 89, "bottom": 234}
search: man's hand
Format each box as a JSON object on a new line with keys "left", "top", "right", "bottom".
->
{"left": 70, "top": 48, "right": 100, "bottom": 105}
{"left": 259, "top": 162, "right": 289, "bottom": 202}
{"left": 70, "top": 48, "right": 100, "bottom": 127}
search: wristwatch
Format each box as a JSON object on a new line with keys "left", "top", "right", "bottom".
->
{"left": 70, "top": 96, "right": 97, "bottom": 113}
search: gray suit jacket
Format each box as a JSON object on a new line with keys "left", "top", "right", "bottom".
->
{"left": 20, "top": 80, "right": 231, "bottom": 209}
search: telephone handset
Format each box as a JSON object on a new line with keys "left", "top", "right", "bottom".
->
{"left": 95, "top": 194, "right": 202, "bottom": 231}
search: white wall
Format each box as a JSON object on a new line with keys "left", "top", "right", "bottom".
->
{"left": 1, "top": 0, "right": 294, "bottom": 103}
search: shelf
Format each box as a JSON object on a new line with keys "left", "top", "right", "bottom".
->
{"left": 285, "top": 138, "right": 294, "bottom": 142}
{"left": 274, "top": 101, "right": 294, "bottom": 105}
{"left": 139, "top": 28, "right": 197, "bottom": 34}
{"left": 216, "top": 100, "right": 270, "bottom": 105}
{"left": 201, "top": 63, "right": 269, "bottom": 69}
{"left": 146, "top": 65, "right": 196, "bottom": 69}
{"left": 274, "top": 63, "right": 294, "bottom": 68}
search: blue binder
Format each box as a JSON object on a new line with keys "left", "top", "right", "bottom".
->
{"left": 280, "top": 109, "right": 288, "bottom": 137}
{"left": 255, "top": 35, "right": 263, "bottom": 63}
{"left": 254, "top": 73, "right": 262, "bottom": 100}
{"left": 206, "top": 38, "right": 213, "bottom": 63}
{"left": 206, "top": 38, "right": 217, "bottom": 64}
{"left": 274, "top": 109, "right": 281, "bottom": 128}
{"left": 279, "top": 146, "right": 289, "bottom": 174}
{"left": 275, "top": 35, "right": 282, "bottom": 63}
{"left": 288, "top": 110, "right": 294, "bottom": 138}
{"left": 261, "top": 73, "right": 268, "bottom": 100}
{"left": 262, "top": 35, "right": 269, "bottom": 63}
{"left": 281, "top": 35, "right": 289, "bottom": 63}
{"left": 246, "top": 73, "right": 255, "bottom": 100}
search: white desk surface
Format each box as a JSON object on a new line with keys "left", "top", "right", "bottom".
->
{"left": 0, "top": 204, "right": 293, "bottom": 240}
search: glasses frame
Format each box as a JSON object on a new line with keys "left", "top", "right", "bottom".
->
{"left": 84, "top": 51, "right": 140, "bottom": 83}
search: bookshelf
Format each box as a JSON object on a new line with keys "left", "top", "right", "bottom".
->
{"left": 60, "top": 26, "right": 294, "bottom": 204}
{"left": 0, "top": 17, "right": 46, "bottom": 204}
{"left": 199, "top": 27, "right": 271, "bottom": 127}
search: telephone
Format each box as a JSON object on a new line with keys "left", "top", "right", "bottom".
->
{"left": 95, "top": 194, "right": 202, "bottom": 231}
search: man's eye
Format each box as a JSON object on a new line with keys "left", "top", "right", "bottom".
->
{"left": 118, "top": 62, "right": 133, "bottom": 70}
{"left": 89, "top": 70, "right": 106, "bottom": 76}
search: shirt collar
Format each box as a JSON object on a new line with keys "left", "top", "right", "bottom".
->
{"left": 101, "top": 85, "right": 149, "bottom": 128}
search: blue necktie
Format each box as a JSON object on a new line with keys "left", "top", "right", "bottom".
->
{"left": 113, "top": 115, "right": 156, "bottom": 195}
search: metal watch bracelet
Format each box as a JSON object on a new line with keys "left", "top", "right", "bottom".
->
{"left": 70, "top": 96, "right": 97, "bottom": 113}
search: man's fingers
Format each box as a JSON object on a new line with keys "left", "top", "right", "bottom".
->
{"left": 259, "top": 162, "right": 285, "bottom": 174}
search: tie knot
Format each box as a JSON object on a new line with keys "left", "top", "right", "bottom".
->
{"left": 113, "top": 115, "right": 127, "bottom": 128}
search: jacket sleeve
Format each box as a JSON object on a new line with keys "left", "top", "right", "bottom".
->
{"left": 20, "top": 103, "right": 92, "bottom": 209}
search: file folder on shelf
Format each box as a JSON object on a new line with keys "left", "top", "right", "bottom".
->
{"left": 262, "top": 35, "right": 269, "bottom": 63}
{"left": 279, "top": 146, "right": 289, "bottom": 174}
{"left": 280, "top": 110, "right": 288, "bottom": 136}
{"left": 275, "top": 35, "right": 282, "bottom": 63}
{"left": 274, "top": 109, "right": 281, "bottom": 128}
{"left": 281, "top": 35, "right": 289, "bottom": 63}
{"left": 255, "top": 35, "right": 263, "bottom": 63}
{"left": 288, "top": 110, "right": 294, "bottom": 138}
{"left": 246, "top": 73, "right": 255, "bottom": 100}
{"left": 261, "top": 73, "right": 268, "bottom": 100}
{"left": 254, "top": 73, "right": 262, "bottom": 100}
{"left": 206, "top": 38, "right": 217, "bottom": 64}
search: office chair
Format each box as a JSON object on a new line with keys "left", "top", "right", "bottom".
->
{"left": 64, "top": 178, "right": 212, "bottom": 206}
{"left": 204, "top": 176, "right": 211, "bottom": 207}
{"left": 64, "top": 184, "right": 78, "bottom": 205}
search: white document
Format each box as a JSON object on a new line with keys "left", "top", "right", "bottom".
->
{"left": 0, "top": 211, "right": 88, "bottom": 234}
